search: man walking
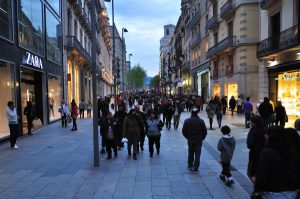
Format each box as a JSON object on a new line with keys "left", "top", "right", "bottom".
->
{"left": 182, "top": 107, "right": 208, "bottom": 174}
{"left": 79, "top": 99, "right": 86, "bottom": 119}
{"left": 243, "top": 97, "right": 253, "bottom": 128}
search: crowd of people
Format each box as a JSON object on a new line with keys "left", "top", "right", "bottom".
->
{"left": 5, "top": 91, "right": 300, "bottom": 199}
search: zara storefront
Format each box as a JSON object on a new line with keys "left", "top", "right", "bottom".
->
{"left": 0, "top": 0, "right": 63, "bottom": 140}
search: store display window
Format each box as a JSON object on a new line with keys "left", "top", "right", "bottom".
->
{"left": 226, "top": 83, "right": 238, "bottom": 100}
{"left": 213, "top": 84, "right": 221, "bottom": 97}
{"left": 277, "top": 71, "right": 300, "bottom": 116}
{"left": 0, "top": 61, "right": 15, "bottom": 139}
{"left": 48, "top": 75, "right": 62, "bottom": 121}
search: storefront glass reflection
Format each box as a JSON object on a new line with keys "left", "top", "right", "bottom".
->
{"left": 277, "top": 71, "right": 300, "bottom": 116}
{"left": 0, "top": 61, "right": 15, "bottom": 139}
{"left": 18, "top": 0, "right": 44, "bottom": 56}
{"left": 48, "top": 75, "right": 62, "bottom": 121}
{"left": 46, "top": 0, "right": 60, "bottom": 16}
{"left": 0, "top": 0, "right": 13, "bottom": 40}
{"left": 46, "top": 8, "right": 62, "bottom": 65}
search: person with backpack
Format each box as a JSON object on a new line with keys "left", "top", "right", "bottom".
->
{"left": 146, "top": 111, "right": 164, "bottom": 157}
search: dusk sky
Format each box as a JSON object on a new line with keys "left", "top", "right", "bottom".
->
{"left": 105, "top": 0, "right": 181, "bottom": 77}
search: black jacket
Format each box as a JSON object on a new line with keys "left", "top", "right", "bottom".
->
{"left": 274, "top": 105, "right": 286, "bottom": 121}
{"left": 229, "top": 99, "right": 236, "bottom": 109}
{"left": 258, "top": 102, "right": 273, "bottom": 119}
{"left": 182, "top": 115, "right": 207, "bottom": 143}
{"left": 254, "top": 148, "right": 300, "bottom": 193}
{"left": 98, "top": 117, "right": 117, "bottom": 140}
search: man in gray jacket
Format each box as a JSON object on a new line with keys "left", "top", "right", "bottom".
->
{"left": 182, "top": 107, "right": 207, "bottom": 174}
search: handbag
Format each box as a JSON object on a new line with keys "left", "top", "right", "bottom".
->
{"left": 285, "top": 114, "right": 288, "bottom": 122}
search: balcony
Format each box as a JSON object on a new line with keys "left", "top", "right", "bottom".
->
{"left": 207, "top": 15, "right": 219, "bottom": 30}
{"left": 220, "top": 0, "right": 235, "bottom": 19}
{"left": 190, "top": 32, "right": 201, "bottom": 48}
{"left": 260, "top": 0, "right": 277, "bottom": 10}
{"left": 257, "top": 25, "right": 300, "bottom": 58}
{"left": 66, "top": 36, "right": 92, "bottom": 63}
{"left": 187, "top": 10, "right": 201, "bottom": 29}
{"left": 207, "top": 36, "right": 236, "bottom": 58}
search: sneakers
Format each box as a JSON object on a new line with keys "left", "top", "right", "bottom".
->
{"left": 226, "top": 178, "right": 235, "bottom": 187}
{"left": 187, "top": 166, "right": 193, "bottom": 171}
{"left": 13, "top": 144, "right": 19, "bottom": 149}
{"left": 219, "top": 174, "right": 226, "bottom": 182}
{"left": 133, "top": 154, "right": 137, "bottom": 160}
{"left": 192, "top": 170, "right": 199, "bottom": 174}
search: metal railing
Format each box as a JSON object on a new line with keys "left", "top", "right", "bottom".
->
{"left": 207, "top": 36, "right": 236, "bottom": 58}
{"left": 66, "top": 36, "right": 92, "bottom": 63}
{"left": 257, "top": 25, "right": 299, "bottom": 58}
{"left": 207, "top": 15, "right": 219, "bottom": 30}
{"left": 187, "top": 10, "right": 201, "bottom": 29}
{"left": 260, "top": 0, "right": 278, "bottom": 10}
{"left": 220, "top": 0, "right": 234, "bottom": 19}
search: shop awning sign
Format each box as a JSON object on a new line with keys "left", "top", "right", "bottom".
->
{"left": 275, "top": 72, "right": 299, "bottom": 81}
{"left": 22, "top": 52, "right": 43, "bottom": 69}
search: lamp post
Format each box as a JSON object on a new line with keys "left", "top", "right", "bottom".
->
{"left": 121, "top": 28, "right": 128, "bottom": 92}
{"left": 91, "top": 0, "right": 99, "bottom": 167}
{"left": 104, "top": 0, "right": 117, "bottom": 113}
{"left": 128, "top": 53, "right": 132, "bottom": 90}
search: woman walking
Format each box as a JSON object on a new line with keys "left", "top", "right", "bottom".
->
{"left": 215, "top": 97, "right": 223, "bottom": 128}
{"left": 229, "top": 96, "right": 236, "bottom": 116}
{"left": 70, "top": 99, "right": 78, "bottom": 131}
{"left": 206, "top": 100, "right": 216, "bottom": 130}
{"left": 146, "top": 111, "right": 164, "bottom": 157}
{"left": 274, "top": 101, "right": 287, "bottom": 128}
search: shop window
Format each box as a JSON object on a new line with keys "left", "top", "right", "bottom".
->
{"left": 0, "top": 0, "right": 13, "bottom": 41}
{"left": 18, "top": 0, "right": 44, "bottom": 56}
{"left": 67, "top": 61, "right": 73, "bottom": 103}
{"left": 46, "top": 8, "right": 62, "bottom": 65}
{"left": 0, "top": 61, "right": 15, "bottom": 139}
{"left": 46, "top": 0, "right": 60, "bottom": 16}
{"left": 48, "top": 75, "right": 62, "bottom": 121}
{"left": 277, "top": 71, "right": 300, "bottom": 116}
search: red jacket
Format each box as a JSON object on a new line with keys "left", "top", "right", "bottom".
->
{"left": 71, "top": 105, "right": 78, "bottom": 118}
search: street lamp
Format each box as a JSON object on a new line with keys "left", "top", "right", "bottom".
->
{"left": 121, "top": 28, "right": 128, "bottom": 91}
{"left": 104, "top": 0, "right": 117, "bottom": 113}
{"left": 91, "top": 0, "right": 99, "bottom": 167}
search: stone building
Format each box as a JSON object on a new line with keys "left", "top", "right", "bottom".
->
{"left": 258, "top": 0, "right": 300, "bottom": 117}
{"left": 207, "top": 0, "right": 260, "bottom": 104}
{"left": 160, "top": 24, "right": 175, "bottom": 95}
{"left": 63, "top": 0, "right": 101, "bottom": 104}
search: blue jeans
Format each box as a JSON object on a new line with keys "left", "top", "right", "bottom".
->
{"left": 188, "top": 141, "right": 203, "bottom": 171}
{"left": 216, "top": 113, "right": 222, "bottom": 127}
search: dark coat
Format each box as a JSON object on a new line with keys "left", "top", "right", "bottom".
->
{"left": 99, "top": 117, "right": 117, "bottom": 140}
{"left": 182, "top": 115, "right": 207, "bottom": 143}
{"left": 229, "top": 99, "right": 236, "bottom": 110}
{"left": 246, "top": 127, "right": 266, "bottom": 177}
{"left": 258, "top": 102, "right": 273, "bottom": 119}
{"left": 123, "top": 114, "right": 140, "bottom": 141}
{"left": 274, "top": 105, "right": 286, "bottom": 121}
{"left": 254, "top": 148, "right": 300, "bottom": 193}
{"left": 114, "top": 111, "right": 127, "bottom": 133}
{"left": 165, "top": 104, "right": 174, "bottom": 119}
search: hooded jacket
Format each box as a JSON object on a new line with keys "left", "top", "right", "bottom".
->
{"left": 218, "top": 134, "right": 236, "bottom": 163}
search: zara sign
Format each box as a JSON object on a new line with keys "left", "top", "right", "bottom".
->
{"left": 22, "top": 52, "right": 43, "bottom": 69}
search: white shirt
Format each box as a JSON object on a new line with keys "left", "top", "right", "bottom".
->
{"left": 6, "top": 107, "right": 18, "bottom": 124}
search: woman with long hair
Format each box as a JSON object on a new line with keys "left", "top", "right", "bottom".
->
{"left": 70, "top": 99, "right": 78, "bottom": 131}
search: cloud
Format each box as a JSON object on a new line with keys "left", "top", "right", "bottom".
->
{"left": 105, "top": 0, "right": 181, "bottom": 77}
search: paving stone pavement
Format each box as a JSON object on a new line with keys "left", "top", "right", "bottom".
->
{"left": 0, "top": 110, "right": 255, "bottom": 199}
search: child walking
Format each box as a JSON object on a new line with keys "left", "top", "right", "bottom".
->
{"left": 217, "top": 125, "right": 236, "bottom": 186}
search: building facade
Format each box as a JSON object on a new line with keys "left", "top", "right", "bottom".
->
{"left": 160, "top": 24, "right": 175, "bottom": 95}
{"left": 207, "top": 0, "right": 260, "bottom": 103}
{"left": 258, "top": 0, "right": 300, "bottom": 116}
{"left": 0, "top": 0, "right": 63, "bottom": 139}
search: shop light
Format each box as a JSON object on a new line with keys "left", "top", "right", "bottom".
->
{"left": 297, "top": 52, "right": 300, "bottom": 55}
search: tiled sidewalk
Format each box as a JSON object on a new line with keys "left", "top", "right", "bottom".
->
{"left": 0, "top": 112, "right": 251, "bottom": 199}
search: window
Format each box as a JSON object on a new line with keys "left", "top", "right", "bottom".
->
{"left": 46, "top": 8, "right": 62, "bottom": 64}
{"left": 0, "top": 61, "right": 15, "bottom": 139}
{"left": 74, "top": 20, "right": 78, "bottom": 38}
{"left": 18, "top": 0, "right": 44, "bottom": 56}
{"left": 166, "top": 28, "right": 169, "bottom": 35}
{"left": 67, "top": 8, "right": 72, "bottom": 35}
{"left": 0, "top": 0, "right": 13, "bottom": 41}
{"left": 46, "top": 0, "right": 60, "bottom": 16}
{"left": 48, "top": 74, "right": 62, "bottom": 121}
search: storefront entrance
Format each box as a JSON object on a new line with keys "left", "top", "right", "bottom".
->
{"left": 213, "top": 84, "right": 221, "bottom": 97}
{"left": 225, "top": 83, "right": 238, "bottom": 99}
{"left": 20, "top": 68, "right": 44, "bottom": 134}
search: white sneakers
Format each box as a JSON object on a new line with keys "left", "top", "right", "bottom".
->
{"left": 12, "top": 144, "right": 19, "bottom": 149}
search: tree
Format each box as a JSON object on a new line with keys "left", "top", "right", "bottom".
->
{"left": 149, "top": 75, "right": 160, "bottom": 90}
{"left": 126, "top": 64, "right": 147, "bottom": 89}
